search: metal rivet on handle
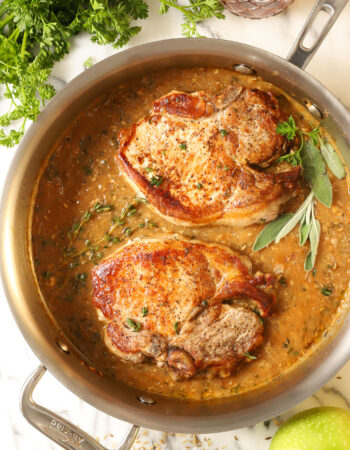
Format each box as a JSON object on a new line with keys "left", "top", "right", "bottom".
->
{"left": 233, "top": 64, "right": 256, "bottom": 75}
{"left": 137, "top": 396, "right": 156, "bottom": 405}
{"left": 56, "top": 339, "right": 70, "bottom": 353}
{"left": 304, "top": 100, "right": 324, "bottom": 120}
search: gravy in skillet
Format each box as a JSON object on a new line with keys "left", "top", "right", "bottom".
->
{"left": 30, "top": 67, "right": 350, "bottom": 399}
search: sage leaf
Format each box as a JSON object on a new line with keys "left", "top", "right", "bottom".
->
{"left": 253, "top": 213, "right": 294, "bottom": 251}
{"left": 275, "top": 193, "right": 314, "bottom": 244}
{"left": 304, "top": 216, "right": 321, "bottom": 271}
{"left": 319, "top": 138, "right": 346, "bottom": 179}
{"left": 299, "top": 221, "right": 311, "bottom": 246}
{"left": 301, "top": 140, "right": 332, "bottom": 208}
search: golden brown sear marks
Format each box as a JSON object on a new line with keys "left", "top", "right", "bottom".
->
{"left": 91, "top": 236, "right": 276, "bottom": 378}
{"left": 118, "top": 87, "right": 300, "bottom": 227}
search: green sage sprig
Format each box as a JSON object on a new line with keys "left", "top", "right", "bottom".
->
{"left": 253, "top": 116, "right": 346, "bottom": 271}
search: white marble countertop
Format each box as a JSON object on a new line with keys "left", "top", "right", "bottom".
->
{"left": 1, "top": 1, "right": 350, "bottom": 449}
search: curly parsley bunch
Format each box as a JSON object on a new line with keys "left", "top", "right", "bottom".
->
{"left": 0, "top": 0, "right": 224, "bottom": 147}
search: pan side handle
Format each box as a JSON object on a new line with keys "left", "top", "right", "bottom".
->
{"left": 287, "top": 0, "right": 348, "bottom": 69}
{"left": 20, "top": 365, "right": 139, "bottom": 450}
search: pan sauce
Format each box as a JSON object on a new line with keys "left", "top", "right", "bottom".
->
{"left": 31, "top": 67, "right": 350, "bottom": 400}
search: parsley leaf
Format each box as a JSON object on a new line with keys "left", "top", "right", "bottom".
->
{"left": 0, "top": 0, "right": 148, "bottom": 147}
{"left": 158, "top": 0, "right": 225, "bottom": 38}
{"left": 83, "top": 56, "right": 93, "bottom": 68}
{"left": 276, "top": 115, "right": 297, "bottom": 140}
{"left": 0, "top": 1, "right": 226, "bottom": 147}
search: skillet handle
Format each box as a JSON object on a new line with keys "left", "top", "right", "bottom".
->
{"left": 20, "top": 365, "right": 139, "bottom": 450}
{"left": 287, "top": 0, "right": 348, "bottom": 69}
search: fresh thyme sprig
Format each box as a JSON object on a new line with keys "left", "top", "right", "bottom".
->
{"left": 64, "top": 196, "right": 150, "bottom": 262}
{"left": 67, "top": 202, "right": 114, "bottom": 248}
{"left": 60, "top": 195, "right": 155, "bottom": 289}
{"left": 253, "top": 115, "right": 346, "bottom": 271}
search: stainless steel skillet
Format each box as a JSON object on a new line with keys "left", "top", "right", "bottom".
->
{"left": 0, "top": 1, "right": 349, "bottom": 449}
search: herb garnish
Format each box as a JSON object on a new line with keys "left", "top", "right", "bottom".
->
{"left": 67, "top": 202, "right": 114, "bottom": 247}
{"left": 126, "top": 318, "right": 141, "bottom": 332}
{"left": 321, "top": 286, "right": 333, "bottom": 296}
{"left": 196, "top": 182, "right": 204, "bottom": 189}
{"left": 220, "top": 129, "right": 228, "bottom": 137}
{"left": 0, "top": 1, "right": 225, "bottom": 147}
{"left": 253, "top": 115, "right": 346, "bottom": 271}
{"left": 243, "top": 352, "right": 257, "bottom": 360}
{"left": 276, "top": 116, "right": 320, "bottom": 166}
{"left": 83, "top": 56, "right": 93, "bottom": 68}
{"left": 76, "top": 272, "right": 87, "bottom": 287}
{"left": 179, "top": 142, "right": 187, "bottom": 150}
{"left": 283, "top": 337, "right": 290, "bottom": 348}
{"left": 158, "top": 1, "right": 224, "bottom": 38}
{"left": 278, "top": 277, "right": 287, "bottom": 286}
{"left": 144, "top": 167, "right": 154, "bottom": 173}
{"left": 150, "top": 175, "right": 164, "bottom": 187}
{"left": 61, "top": 196, "right": 154, "bottom": 287}
{"left": 174, "top": 321, "right": 179, "bottom": 334}
{"left": 141, "top": 306, "right": 148, "bottom": 317}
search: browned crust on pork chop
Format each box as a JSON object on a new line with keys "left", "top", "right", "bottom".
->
{"left": 117, "top": 87, "right": 300, "bottom": 227}
{"left": 91, "top": 236, "right": 276, "bottom": 378}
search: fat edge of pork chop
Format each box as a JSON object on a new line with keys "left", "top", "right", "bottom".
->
{"left": 91, "top": 236, "right": 276, "bottom": 379}
{"left": 117, "top": 87, "right": 301, "bottom": 227}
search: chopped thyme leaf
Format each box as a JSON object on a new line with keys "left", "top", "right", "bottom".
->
{"left": 220, "top": 129, "right": 228, "bottom": 136}
{"left": 231, "top": 383, "right": 241, "bottom": 394}
{"left": 122, "top": 227, "right": 132, "bottom": 236}
{"left": 321, "top": 286, "right": 333, "bottom": 296}
{"left": 202, "top": 300, "right": 208, "bottom": 307}
{"left": 126, "top": 318, "right": 141, "bottom": 332}
{"left": 126, "top": 207, "right": 137, "bottom": 216}
{"left": 145, "top": 167, "right": 153, "bottom": 173}
{"left": 94, "top": 203, "right": 114, "bottom": 212}
{"left": 141, "top": 306, "right": 148, "bottom": 317}
{"left": 196, "top": 182, "right": 204, "bottom": 189}
{"left": 279, "top": 277, "right": 287, "bottom": 286}
{"left": 76, "top": 272, "right": 87, "bottom": 287}
{"left": 179, "top": 142, "right": 187, "bottom": 150}
{"left": 243, "top": 352, "right": 257, "bottom": 360}
{"left": 283, "top": 337, "right": 290, "bottom": 348}
{"left": 313, "top": 268, "right": 317, "bottom": 277}
{"left": 150, "top": 175, "right": 164, "bottom": 187}
{"left": 174, "top": 321, "right": 179, "bottom": 334}
{"left": 223, "top": 165, "right": 230, "bottom": 171}
{"left": 135, "top": 196, "right": 148, "bottom": 204}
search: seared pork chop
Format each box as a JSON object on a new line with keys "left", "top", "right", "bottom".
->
{"left": 117, "top": 87, "right": 300, "bottom": 227}
{"left": 91, "top": 237, "right": 276, "bottom": 378}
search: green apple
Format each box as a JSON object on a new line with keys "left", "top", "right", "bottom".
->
{"left": 269, "top": 407, "right": 350, "bottom": 450}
